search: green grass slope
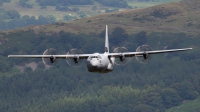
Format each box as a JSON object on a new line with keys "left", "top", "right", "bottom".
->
{"left": 167, "top": 96, "right": 200, "bottom": 112}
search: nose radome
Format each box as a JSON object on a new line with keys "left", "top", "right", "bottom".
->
{"left": 90, "top": 61, "right": 98, "bottom": 66}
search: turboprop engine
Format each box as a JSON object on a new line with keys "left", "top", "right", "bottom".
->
{"left": 66, "top": 48, "right": 84, "bottom": 67}
{"left": 113, "top": 47, "right": 130, "bottom": 65}
{"left": 42, "top": 48, "right": 60, "bottom": 67}
{"left": 135, "top": 45, "right": 152, "bottom": 63}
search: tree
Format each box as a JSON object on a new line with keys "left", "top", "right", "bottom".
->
{"left": 95, "top": 0, "right": 129, "bottom": 8}
{"left": 160, "top": 88, "right": 181, "bottom": 108}
{"left": 56, "top": 5, "right": 69, "bottom": 11}
{"left": 106, "top": 104, "right": 126, "bottom": 112}
{"left": 92, "top": 6, "right": 97, "bottom": 11}
{"left": 19, "top": 0, "right": 33, "bottom": 8}
{"left": 135, "top": 31, "right": 147, "bottom": 46}
{"left": 78, "top": 12, "right": 86, "bottom": 18}
{"left": 37, "top": 15, "right": 56, "bottom": 24}
{"left": 133, "top": 104, "right": 154, "bottom": 112}
{"left": 71, "top": 7, "right": 80, "bottom": 12}
{"left": 0, "top": 0, "right": 11, "bottom": 6}
{"left": 63, "top": 15, "right": 77, "bottom": 21}
{"left": 46, "top": 15, "right": 56, "bottom": 23}
{"left": 7, "top": 10, "right": 20, "bottom": 19}
{"left": 171, "top": 81, "right": 199, "bottom": 100}
{"left": 36, "top": 0, "right": 94, "bottom": 6}
{"left": 110, "top": 27, "right": 128, "bottom": 46}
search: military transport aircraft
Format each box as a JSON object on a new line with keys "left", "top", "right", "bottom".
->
{"left": 8, "top": 25, "right": 192, "bottom": 73}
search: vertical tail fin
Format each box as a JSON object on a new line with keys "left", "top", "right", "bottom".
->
{"left": 105, "top": 25, "right": 109, "bottom": 53}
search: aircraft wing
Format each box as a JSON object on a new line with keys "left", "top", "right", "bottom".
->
{"left": 108, "top": 48, "right": 192, "bottom": 57}
{"left": 8, "top": 48, "right": 192, "bottom": 58}
{"left": 8, "top": 54, "right": 91, "bottom": 59}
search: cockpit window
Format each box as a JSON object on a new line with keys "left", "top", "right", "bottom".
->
{"left": 91, "top": 56, "right": 99, "bottom": 59}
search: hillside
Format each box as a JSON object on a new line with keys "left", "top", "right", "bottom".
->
{"left": 167, "top": 96, "right": 200, "bottom": 112}
{"left": 0, "top": 0, "right": 181, "bottom": 31}
{"left": 1, "top": 0, "right": 180, "bottom": 21}
{"left": 6, "top": 0, "right": 200, "bottom": 36}
{"left": 0, "top": 0, "right": 200, "bottom": 112}
{"left": 70, "top": 0, "right": 200, "bottom": 35}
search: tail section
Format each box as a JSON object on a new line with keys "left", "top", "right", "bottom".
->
{"left": 105, "top": 25, "right": 109, "bottom": 53}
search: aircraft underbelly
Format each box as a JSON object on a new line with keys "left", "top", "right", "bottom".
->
{"left": 87, "top": 60, "right": 112, "bottom": 73}
{"left": 87, "top": 63, "right": 108, "bottom": 73}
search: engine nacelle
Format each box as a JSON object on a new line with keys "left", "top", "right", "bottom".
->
{"left": 113, "top": 47, "right": 130, "bottom": 65}
{"left": 42, "top": 48, "right": 60, "bottom": 67}
{"left": 143, "top": 52, "right": 148, "bottom": 60}
{"left": 119, "top": 54, "right": 125, "bottom": 61}
{"left": 50, "top": 56, "right": 56, "bottom": 63}
{"left": 135, "top": 45, "right": 152, "bottom": 63}
{"left": 73, "top": 56, "right": 79, "bottom": 63}
{"left": 66, "top": 48, "right": 84, "bottom": 67}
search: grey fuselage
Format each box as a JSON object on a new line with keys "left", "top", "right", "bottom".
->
{"left": 86, "top": 53, "right": 115, "bottom": 73}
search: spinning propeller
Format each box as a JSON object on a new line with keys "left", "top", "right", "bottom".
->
{"left": 66, "top": 48, "right": 84, "bottom": 67}
{"left": 42, "top": 48, "right": 60, "bottom": 67}
{"left": 135, "top": 45, "right": 152, "bottom": 64}
{"left": 113, "top": 47, "right": 130, "bottom": 65}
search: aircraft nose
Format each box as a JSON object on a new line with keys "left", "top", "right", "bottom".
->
{"left": 90, "top": 61, "right": 98, "bottom": 67}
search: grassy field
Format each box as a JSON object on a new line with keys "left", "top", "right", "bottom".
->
{"left": 128, "top": 1, "right": 172, "bottom": 8}
{"left": 167, "top": 96, "right": 200, "bottom": 112}
{"left": 7, "top": 1, "right": 200, "bottom": 38}
{"left": 1, "top": 0, "right": 181, "bottom": 21}
{"left": 2, "top": 1, "right": 73, "bottom": 20}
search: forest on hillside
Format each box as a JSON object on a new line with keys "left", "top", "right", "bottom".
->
{"left": 0, "top": 0, "right": 10, "bottom": 6}
{"left": 0, "top": 0, "right": 183, "bottom": 31}
{"left": 0, "top": 27, "right": 200, "bottom": 111}
{"left": 36, "top": 0, "right": 129, "bottom": 8}
{"left": 0, "top": 9, "right": 56, "bottom": 31}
